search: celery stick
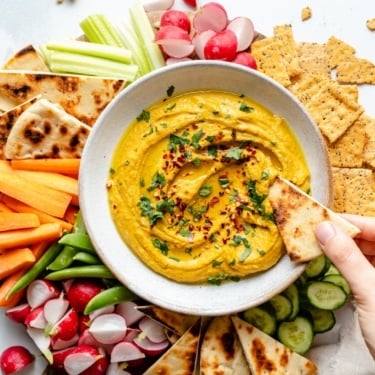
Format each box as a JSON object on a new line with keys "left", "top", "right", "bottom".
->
{"left": 49, "top": 51, "right": 138, "bottom": 81}
{"left": 80, "top": 14, "right": 125, "bottom": 48}
{"left": 45, "top": 40, "right": 132, "bottom": 63}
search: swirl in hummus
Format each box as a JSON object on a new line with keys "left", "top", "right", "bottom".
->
{"left": 107, "top": 90, "right": 310, "bottom": 284}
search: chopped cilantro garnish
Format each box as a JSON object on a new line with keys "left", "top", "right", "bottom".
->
{"left": 212, "top": 259, "right": 223, "bottom": 267}
{"left": 136, "top": 109, "right": 150, "bottom": 122}
{"left": 152, "top": 238, "right": 169, "bottom": 255}
{"left": 166, "top": 85, "right": 175, "bottom": 97}
{"left": 191, "top": 129, "right": 204, "bottom": 149}
{"left": 199, "top": 183, "right": 212, "bottom": 197}
{"left": 239, "top": 102, "right": 254, "bottom": 113}
{"left": 147, "top": 172, "right": 166, "bottom": 191}
{"left": 226, "top": 147, "right": 242, "bottom": 160}
{"left": 168, "top": 134, "right": 189, "bottom": 152}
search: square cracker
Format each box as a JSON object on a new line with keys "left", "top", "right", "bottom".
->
{"left": 325, "top": 36, "right": 356, "bottom": 69}
{"left": 362, "top": 114, "right": 375, "bottom": 169}
{"left": 297, "top": 42, "right": 330, "bottom": 78}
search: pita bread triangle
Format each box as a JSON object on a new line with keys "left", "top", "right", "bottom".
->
{"left": 2, "top": 44, "right": 49, "bottom": 71}
{"left": 268, "top": 176, "right": 360, "bottom": 262}
{"left": 231, "top": 316, "right": 318, "bottom": 375}
{"left": 200, "top": 315, "right": 250, "bottom": 375}
{"left": 143, "top": 318, "right": 201, "bottom": 375}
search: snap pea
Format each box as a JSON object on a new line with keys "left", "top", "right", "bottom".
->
{"left": 72, "top": 251, "right": 101, "bottom": 265}
{"left": 58, "top": 233, "right": 96, "bottom": 253}
{"left": 45, "top": 265, "right": 115, "bottom": 280}
{"left": 72, "top": 210, "right": 88, "bottom": 234}
{"left": 7, "top": 243, "right": 63, "bottom": 298}
{"left": 84, "top": 284, "right": 136, "bottom": 314}
{"left": 46, "top": 246, "right": 78, "bottom": 271}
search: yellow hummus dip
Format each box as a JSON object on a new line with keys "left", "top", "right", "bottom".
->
{"left": 108, "top": 90, "right": 310, "bottom": 284}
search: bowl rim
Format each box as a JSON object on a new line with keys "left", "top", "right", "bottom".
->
{"left": 80, "top": 60, "right": 332, "bottom": 316}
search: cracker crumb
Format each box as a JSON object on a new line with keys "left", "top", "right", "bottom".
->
{"left": 366, "top": 18, "right": 375, "bottom": 31}
{"left": 301, "top": 7, "right": 312, "bottom": 21}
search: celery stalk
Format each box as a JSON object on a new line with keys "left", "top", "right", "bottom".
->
{"left": 45, "top": 40, "right": 132, "bottom": 63}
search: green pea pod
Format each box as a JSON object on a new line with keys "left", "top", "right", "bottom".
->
{"left": 72, "top": 252, "right": 101, "bottom": 265}
{"left": 7, "top": 243, "right": 63, "bottom": 298}
{"left": 84, "top": 285, "right": 136, "bottom": 314}
{"left": 58, "top": 233, "right": 96, "bottom": 253}
{"left": 73, "top": 211, "right": 88, "bottom": 234}
{"left": 45, "top": 265, "right": 115, "bottom": 280}
{"left": 46, "top": 246, "right": 78, "bottom": 271}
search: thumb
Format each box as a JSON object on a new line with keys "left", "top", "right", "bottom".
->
{"left": 314, "top": 221, "right": 373, "bottom": 298}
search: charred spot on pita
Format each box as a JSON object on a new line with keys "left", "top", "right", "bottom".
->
{"left": 251, "top": 338, "right": 276, "bottom": 372}
{"left": 220, "top": 331, "right": 236, "bottom": 359}
{"left": 24, "top": 127, "right": 44, "bottom": 144}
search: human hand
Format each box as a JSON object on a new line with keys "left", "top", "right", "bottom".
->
{"left": 315, "top": 214, "right": 375, "bottom": 358}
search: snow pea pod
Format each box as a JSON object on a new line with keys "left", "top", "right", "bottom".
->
{"left": 84, "top": 284, "right": 136, "bottom": 314}
{"left": 45, "top": 265, "right": 115, "bottom": 280}
{"left": 46, "top": 245, "right": 78, "bottom": 271}
{"left": 58, "top": 233, "right": 96, "bottom": 253}
{"left": 72, "top": 251, "right": 101, "bottom": 265}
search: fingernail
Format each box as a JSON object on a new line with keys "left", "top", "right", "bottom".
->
{"left": 315, "top": 222, "right": 336, "bottom": 247}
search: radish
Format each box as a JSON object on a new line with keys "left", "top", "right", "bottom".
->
{"left": 138, "top": 316, "right": 168, "bottom": 343}
{"left": 204, "top": 29, "right": 238, "bottom": 61}
{"left": 183, "top": 0, "right": 196, "bottom": 7}
{"left": 89, "top": 313, "right": 127, "bottom": 345}
{"left": 66, "top": 279, "right": 103, "bottom": 313}
{"left": 133, "top": 336, "right": 169, "bottom": 356}
{"left": 165, "top": 57, "right": 193, "bottom": 64}
{"left": 140, "top": 0, "right": 174, "bottom": 12}
{"left": 63, "top": 351, "right": 103, "bottom": 375}
{"left": 24, "top": 306, "right": 47, "bottom": 329}
{"left": 78, "top": 314, "right": 91, "bottom": 334}
{"left": 26, "top": 327, "right": 52, "bottom": 364}
{"left": 155, "top": 25, "right": 194, "bottom": 58}
{"left": 110, "top": 342, "right": 145, "bottom": 363}
{"left": 107, "top": 363, "right": 132, "bottom": 375}
{"left": 193, "top": 2, "right": 228, "bottom": 33}
{"left": 123, "top": 328, "right": 141, "bottom": 342}
{"left": 51, "top": 333, "right": 79, "bottom": 351}
{"left": 43, "top": 294, "right": 69, "bottom": 325}
{"left": 115, "top": 301, "right": 144, "bottom": 326}
{"left": 5, "top": 304, "right": 31, "bottom": 324}
{"left": 52, "top": 345, "right": 99, "bottom": 369}
{"left": 227, "top": 17, "right": 255, "bottom": 52}
{"left": 80, "top": 355, "right": 109, "bottom": 375}
{"left": 0, "top": 346, "right": 34, "bottom": 375}
{"left": 26, "top": 279, "right": 60, "bottom": 309}
{"left": 49, "top": 308, "right": 79, "bottom": 341}
{"left": 233, "top": 51, "right": 257, "bottom": 69}
{"left": 192, "top": 29, "right": 216, "bottom": 59}
{"left": 78, "top": 330, "right": 115, "bottom": 354}
{"left": 89, "top": 304, "right": 115, "bottom": 321}
{"left": 160, "top": 10, "right": 191, "bottom": 33}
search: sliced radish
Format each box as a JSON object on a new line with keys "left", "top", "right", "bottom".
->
{"left": 233, "top": 51, "right": 257, "bottom": 69}
{"left": 67, "top": 279, "right": 103, "bottom": 313}
{"left": 166, "top": 57, "right": 193, "bottom": 64}
{"left": 160, "top": 10, "right": 191, "bottom": 33}
{"left": 138, "top": 317, "right": 168, "bottom": 343}
{"left": 43, "top": 294, "right": 69, "bottom": 324}
{"left": 51, "top": 333, "right": 79, "bottom": 351}
{"left": 24, "top": 306, "right": 47, "bottom": 329}
{"left": 27, "top": 327, "right": 52, "bottom": 364}
{"left": 204, "top": 29, "right": 238, "bottom": 61}
{"left": 140, "top": 0, "right": 174, "bottom": 12}
{"left": 115, "top": 301, "right": 144, "bottom": 326}
{"left": 49, "top": 308, "right": 79, "bottom": 341}
{"left": 89, "top": 313, "right": 127, "bottom": 345}
{"left": 52, "top": 345, "right": 99, "bottom": 369}
{"left": 192, "top": 29, "right": 216, "bottom": 59}
{"left": 160, "top": 41, "right": 195, "bottom": 58}
{"left": 78, "top": 330, "right": 114, "bottom": 354}
{"left": 133, "top": 336, "right": 169, "bottom": 356}
{"left": 5, "top": 304, "right": 31, "bottom": 324}
{"left": 193, "top": 2, "right": 228, "bottom": 33}
{"left": 89, "top": 304, "right": 115, "bottom": 321}
{"left": 227, "top": 16, "right": 255, "bottom": 51}
{"left": 123, "top": 328, "right": 141, "bottom": 343}
{"left": 155, "top": 25, "right": 191, "bottom": 43}
{"left": 64, "top": 352, "right": 101, "bottom": 375}
{"left": 155, "top": 25, "right": 194, "bottom": 58}
{"left": 0, "top": 346, "right": 34, "bottom": 375}
{"left": 78, "top": 314, "right": 91, "bottom": 334}
{"left": 26, "top": 279, "right": 60, "bottom": 309}
{"left": 111, "top": 342, "right": 145, "bottom": 363}
{"left": 80, "top": 355, "right": 109, "bottom": 375}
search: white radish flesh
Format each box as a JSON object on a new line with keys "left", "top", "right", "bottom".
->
{"left": 51, "top": 334, "right": 79, "bottom": 351}
{"left": 4, "top": 303, "right": 31, "bottom": 324}
{"left": 226, "top": 17, "right": 255, "bottom": 51}
{"left": 88, "top": 304, "right": 115, "bottom": 321}
{"left": 115, "top": 301, "right": 144, "bottom": 326}
{"left": 160, "top": 41, "right": 195, "bottom": 58}
{"left": 63, "top": 352, "right": 100, "bottom": 375}
{"left": 24, "top": 306, "right": 47, "bottom": 329}
{"left": 166, "top": 57, "right": 193, "bottom": 64}
{"left": 89, "top": 314, "right": 127, "bottom": 345}
{"left": 138, "top": 317, "right": 168, "bottom": 343}
{"left": 110, "top": 342, "right": 145, "bottom": 363}
{"left": 193, "top": 2, "right": 228, "bottom": 32}
{"left": 26, "top": 280, "right": 60, "bottom": 309}
{"left": 140, "top": 0, "right": 174, "bottom": 12}
{"left": 192, "top": 29, "right": 216, "bottom": 59}
{"left": 43, "top": 295, "right": 69, "bottom": 324}
{"left": 27, "top": 327, "right": 52, "bottom": 364}
{"left": 133, "top": 337, "right": 169, "bottom": 356}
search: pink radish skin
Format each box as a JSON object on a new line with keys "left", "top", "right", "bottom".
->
{"left": 0, "top": 346, "right": 34, "bottom": 375}
{"left": 80, "top": 356, "right": 109, "bottom": 375}
{"left": 51, "top": 334, "right": 79, "bottom": 351}
{"left": 227, "top": 17, "right": 255, "bottom": 51}
{"left": 52, "top": 345, "right": 99, "bottom": 369}
{"left": 49, "top": 308, "right": 79, "bottom": 341}
{"left": 204, "top": 29, "right": 238, "bottom": 61}
{"left": 123, "top": 328, "right": 141, "bottom": 343}
{"left": 155, "top": 25, "right": 191, "bottom": 43}
{"left": 115, "top": 301, "right": 144, "bottom": 326}
{"left": 66, "top": 279, "right": 103, "bottom": 313}
{"left": 26, "top": 279, "right": 60, "bottom": 309}
{"left": 78, "top": 314, "right": 91, "bottom": 334}
{"left": 192, "top": 29, "right": 216, "bottom": 59}
{"left": 155, "top": 25, "right": 194, "bottom": 58}
{"left": 89, "top": 313, "right": 127, "bottom": 345}
{"left": 110, "top": 342, "right": 145, "bottom": 363}
{"left": 192, "top": 2, "right": 228, "bottom": 33}
{"left": 78, "top": 330, "right": 114, "bottom": 354}
{"left": 133, "top": 337, "right": 169, "bottom": 356}
{"left": 5, "top": 304, "right": 31, "bottom": 324}
{"left": 160, "top": 10, "right": 191, "bottom": 33}
{"left": 43, "top": 294, "right": 69, "bottom": 325}
{"left": 24, "top": 306, "right": 47, "bottom": 329}
{"left": 160, "top": 42, "right": 195, "bottom": 58}
{"left": 64, "top": 352, "right": 102, "bottom": 375}
{"left": 138, "top": 317, "right": 168, "bottom": 343}
{"left": 233, "top": 51, "right": 257, "bottom": 69}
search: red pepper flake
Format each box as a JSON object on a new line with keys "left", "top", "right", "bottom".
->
{"left": 209, "top": 196, "right": 220, "bottom": 207}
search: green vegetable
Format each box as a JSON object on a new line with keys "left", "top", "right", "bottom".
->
{"left": 46, "top": 245, "right": 78, "bottom": 271}
{"left": 243, "top": 303, "right": 277, "bottom": 336}
{"left": 84, "top": 285, "right": 136, "bottom": 314}
{"left": 58, "top": 233, "right": 96, "bottom": 253}
{"left": 72, "top": 252, "right": 102, "bottom": 265}
{"left": 45, "top": 265, "right": 114, "bottom": 280}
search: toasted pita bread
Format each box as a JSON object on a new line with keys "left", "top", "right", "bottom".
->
{"left": 0, "top": 96, "right": 40, "bottom": 159}
{"left": 200, "top": 315, "right": 250, "bottom": 375}
{"left": 143, "top": 318, "right": 201, "bottom": 375}
{"left": 136, "top": 305, "right": 199, "bottom": 336}
{"left": 0, "top": 70, "right": 125, "bottom": 125}
{"left": 2, "top": 45, "right": 49, "bottom": 71}
{"left": 4, "top": 98, "right": 91, "bottom": 159}
{"left": 268, "top": 176, "right": 360, "bottom": 262}
{"left": 231, "top": 316, "right": 318, "bottom": 375}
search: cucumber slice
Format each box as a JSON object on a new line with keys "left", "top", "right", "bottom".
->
{"left": 277, "top": 316, "right": 314, "bottom": 354}
{"left": 324, "top": 263, "right": 340, "bottom": 276}
{"left": 308, "top": 308, "right": 336, "bottom": 333}
{"left": 322, "top": 274, "right": 351, "bottom": 295}
{"left": 242, "top": 304, "right": 277, "bottom": 336}
{"left": 282, "top": 283, "right": 299, "bottom": 321}
{"left": 305, "top": 281, "right": 347, "bottom": 310}
{"left": 304, "top": 254, "right": 330, "bottom": 279}
{"left": 269, "top": 294, "right": 292, "bottom": 322}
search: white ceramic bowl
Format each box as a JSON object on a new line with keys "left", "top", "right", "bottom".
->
{"left": 80, "top": 60, "right": 332, "bottom": 316}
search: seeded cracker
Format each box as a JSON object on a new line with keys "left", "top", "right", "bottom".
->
{"left": 362, "top": 114, "right": 375, "bottom": 169}
{"left": 366, "top": 18, "right": 375, "bottom": 31}
{"left": 297, "top": 42, "right": 330, "bottom": 78}
{"left": 325, "top": 36, "right": 356, "bottom": 69}
{"left": 301, "top": 7, "right": 312, "bottom": 21}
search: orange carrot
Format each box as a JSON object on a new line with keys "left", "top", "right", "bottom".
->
{"left": 0, "top": 167, "right": 72, "bottom": 218}
{"left": 10, "top": 158, "right": 80, "bottom": 175}
{"left": 1, "top": 195, "right": 73, "bottom": 232}
{"left": 0, "top": 248, "right": 35, "bottom": 280}
{"left": 64, "top": 205, "right": 79, "bottom": 225}
{"left": 0, "top": 270, "right": 25, "bottom": 307}
{"left": 0, "top": 223, "right": 62, "bottom": 251}
{"left": 0, "top": 201, "right": 13, "bottom": 212}
{"left": 0, "top": 212, "right": 40, "bottom": 232}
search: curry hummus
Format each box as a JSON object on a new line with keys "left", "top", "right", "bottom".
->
{"left": 107, "top": 90, "right": 310, "bottom": 284}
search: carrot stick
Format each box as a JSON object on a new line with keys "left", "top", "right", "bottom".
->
{"left": 0, "top": 248, "right": 35, "bottom": 279}
{"left": 10, "top": 158, "right": 80, "bottom": 175}
{"left": 64, "top": 205, "right": 79, "bottom": 225}
{"left": 0, "top": 270, "right": 25, "bottom": 307}
{"left": 0, "top": 223, "right": 62, "bottom": 251}
{"left": 0, "top": 212, "right": 40, "bottom": 232}
{"left": 0, "top": 167, "right": 72, "bottom": 218}
{"left": 0, "top": 201, "right": 13, "bottom": 212}
{"left": 1, "top": 195, "right": 73, "bottom": 232}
